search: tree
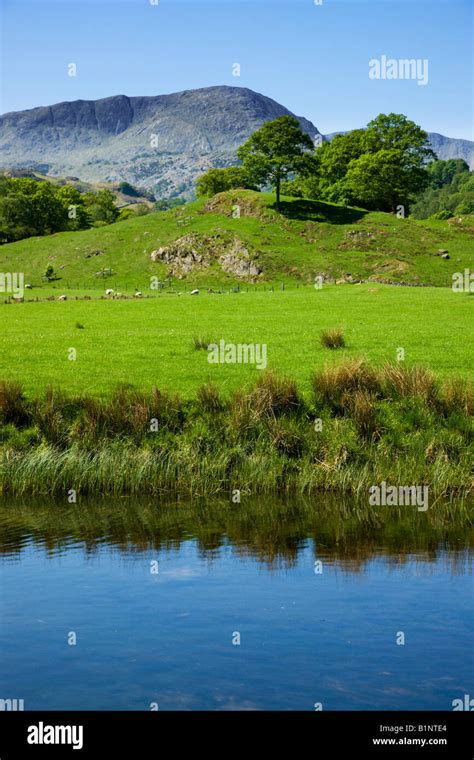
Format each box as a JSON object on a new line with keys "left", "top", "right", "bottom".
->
{"left": 297, "top": 113, "right": 435, "bottom": 212}
{"left": 364, "top": 113, "right": 435, "bottom": 163}
{"left": 196, "top": 167, "right": 258, "bottom": 197}
{"left": 30, "top": 182, "right": 65, "bottom": 234}
{"left": 311, "top": 129, "right": 367, "bottom": 199}
{"left": 56, "top": 186, "right": 89, "bottom": 230}
{"left": 237, "top": 115, "right": 314, "bottom": 210}
{"left": 0, "top": 176, "right": 121, "bottom": 243}
{"left": 411, "top": 163, "right": 474, "bottom": 219}
{"left": 342, "top": 149, "right": 418, "bottom": 211}
{"left": 154, "top": 198, "right": 186, "bottom": 211}
{"left": 427, "top": 159, "right": 469, "bottom": 188}
{"left": 118, "top": 181, "right": 141, "bottom": 197}
{"left": 83, "top": 188, "right": 119, "bottom": 225}
{"left": 0, "top": 192, "right": 38, "bottom": 242}
{"left": 117, "top": 208, "right": 136, "bottom": 222}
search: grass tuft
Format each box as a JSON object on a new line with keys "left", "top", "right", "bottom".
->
{"left": 192, "top": 335, "right": 213, "bottom": 351}
{"left": 0, "top": 381, "right": 31, "bottom": 428}
{"left": 196, "top": 382, "right": 225, "bottom": 414}
{"left": 320, "top": 328, "right": 345, "bottom": 349}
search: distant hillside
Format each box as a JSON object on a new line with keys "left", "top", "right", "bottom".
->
{"left": 0, "top": 87, "right": 319, "bottom": 198}
{"left": 425, "top": 133, "right": 474, "bottom": 169}
{"left": 1, "top": 190, "right": 472, "bottom": 291}
{"left": 0, "top": 168, "right": 155, "bottom": 209}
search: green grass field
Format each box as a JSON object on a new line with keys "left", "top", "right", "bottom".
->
{"left": 1, "top": 284, "right": 472, "bottom": 398}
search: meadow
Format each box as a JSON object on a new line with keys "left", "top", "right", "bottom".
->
{"left": 0, "top": 284, "right": 472, "bottom": 399}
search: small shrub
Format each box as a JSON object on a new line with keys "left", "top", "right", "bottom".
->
{"left": 230, "top": 372, "right": 302, "bottom": 440}
{"left": 252, "top": 371, "right": 301, "bottom": 417}
{"left": 0, "top": 424, "right": 40, "bottom": 448}
{"left": 320, "top": 328, "right": 345, "bottom": 349}
{"left": 430, "top": 210, "right": 452, "bottom": 221}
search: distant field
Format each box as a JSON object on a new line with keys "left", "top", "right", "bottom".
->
{"left": 0, "top": 284, "right": 471, "bottom": 398}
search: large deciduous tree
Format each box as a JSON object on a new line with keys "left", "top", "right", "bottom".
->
{"left": 237, "top": 115, "right": 314, "bottom": 210}
{"left": 297, "top": 113, "right": 436, "bottom": 212}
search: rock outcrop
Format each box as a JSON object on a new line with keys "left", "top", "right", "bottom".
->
{"left": 150, "top": 232, "right": 262, "bottom": 279}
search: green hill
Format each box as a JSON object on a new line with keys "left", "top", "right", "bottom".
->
{"left": 1, "top": 190, "right": 473, "bottom": 294}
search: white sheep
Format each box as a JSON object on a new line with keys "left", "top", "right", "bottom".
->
{"left": 134, "top": 291, "right": 143, "bottom": 298}
{"left": 190, "top": 289, "right": 199, "bottom": 296}
{"left": 105, "top": 288, "right": 115, "bottom": 296}
{"left": 58, "top": 295, "right": 67, "bottom": 301}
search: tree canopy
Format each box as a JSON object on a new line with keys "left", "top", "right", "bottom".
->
{"left": 237, "top": 115, "right": 314, "bottom": 209}
{"left": 196, "top": 167, "right": 258, "bottom": 197}
{"left": 0, "top": 178, "right": 120, "bottom": 243}
{"left": 410, "top": 159, "right": 473, "bottom": 219}
{"left": 299, "top": 114, "right": 437, "bottom": 212}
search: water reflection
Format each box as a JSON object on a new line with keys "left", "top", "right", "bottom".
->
{"left": 0, "top": 494, "right": 472, "bottom": 572}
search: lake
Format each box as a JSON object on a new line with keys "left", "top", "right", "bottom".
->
{"left": 0, "top": 495, "right": 472, "bottom": 711}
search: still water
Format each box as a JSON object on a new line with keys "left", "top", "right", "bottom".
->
{"left": 0, "top": 496, "right": 472, "bottom": 711}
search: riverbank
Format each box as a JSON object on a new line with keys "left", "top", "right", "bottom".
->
{"left": 1, "top": 361, "right": 472, "bottom": 498}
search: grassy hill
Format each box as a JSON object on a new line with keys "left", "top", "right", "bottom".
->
{"left": 1, "top": 190, "right": 473, "bottom": 293}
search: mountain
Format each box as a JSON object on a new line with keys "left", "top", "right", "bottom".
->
{"left": 0, "top": 86, "right": 319, "bottom": 198}
{"left": 1, "top": 86, "right": 472, "bottom": 198}
{"left": 424, "top": 133, "right": 474, "bottom": 168}
{"left": 324, "top": 131, "right": 474, "bottom": 169}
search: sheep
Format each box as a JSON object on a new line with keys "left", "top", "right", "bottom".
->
{"left": 190, "top": 289, "right": 199, "bottom": 296}
{"left": 105, "top": 288, "right": 115, "bottom": 296}
{"left": 58, "top": 295, "right": 67, "bottom": 301}
{"left": 25, "top": 284, "right": 33, "bottom": 290}
{"left": 134, "top": 291, "right": 143, "bottom": 298}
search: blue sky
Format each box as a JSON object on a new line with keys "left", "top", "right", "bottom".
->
{"left": 1, "top": 0, "right": 472, "bottom": 138}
